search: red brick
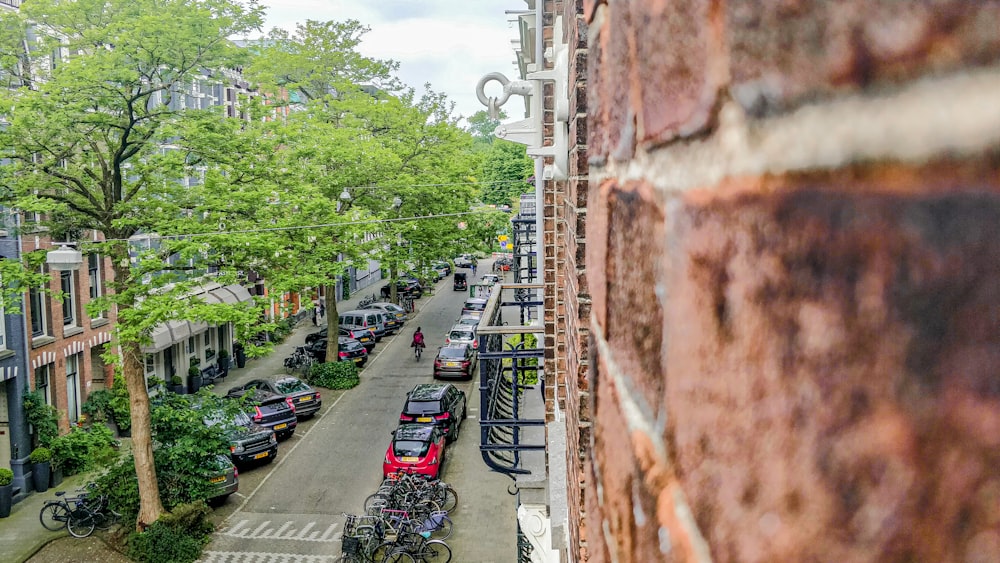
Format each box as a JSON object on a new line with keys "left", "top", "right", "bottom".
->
{"left": 584, "top": 0, "right": 605, "bottom": 23}
{"left": 629, "top": 0, "right": 723, "bottom": 144}
{"left": 587, "top": 179, "right": 613, "bottom": 330}
{"left": 588, "top": 1, "right": 634, "bottom": 162}
{"left": 663, "top": 164, "right": 1000, "bottom": 561}
{"left": 728, "top": 0, "right": 1000, "bottom": 113}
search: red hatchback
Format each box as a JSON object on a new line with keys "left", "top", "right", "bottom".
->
{"left": 383, "top": 424, "right": 448, "bottom": 479}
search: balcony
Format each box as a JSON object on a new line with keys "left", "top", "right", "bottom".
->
{"left": 0, "top": 0, "right": 22, "bottom": 8}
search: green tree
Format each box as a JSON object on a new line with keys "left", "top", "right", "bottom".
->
{"left": 466, "top": 109, "right": 506, "bottom": 145}
{"left": 479, "top": 140, "right": 534, "bottom": 207}
{"left": 0, "top": 0, "right": 264, "bottom": 528}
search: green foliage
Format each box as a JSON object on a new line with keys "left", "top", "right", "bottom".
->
{"left": 0, "top": 468, "right": 13, "bottom": 487}
{"left": 504, "top": 332, "right": 540, "bottom": 385}
{"left": 108, "top": 378, "right": 131, "bottom": 431}
{"left": 466, "top": 110, "right": 506, "bottom": 145}
{"left": 48, "top": 425, "right": 118, "bottom": 475}
{"left": 81, "top": 389, "right": 112, "bottom": 423}
{"left": 125, "top": 502, "right": 214, "bottom": 563}
{"left": 308, "top": 361, "right": 360, "bottom": 390}
{"left": 478, "top": 140, "right": 534, "bottom": 207}
{"left": 172, "top": 375, "right": 184, "bottom": 386}
{"left": 29, "top": 447, "right": 52, "bottom": 464}
{"left": 22, "top": 389, "right": 60, "bottom": 448}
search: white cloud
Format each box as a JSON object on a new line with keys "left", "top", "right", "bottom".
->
{"left": 256, "top": 0, "right": 521, "bottom": 120}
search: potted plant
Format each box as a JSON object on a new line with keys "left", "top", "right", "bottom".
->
{"left": 188, "top": 365, "right": 203, "bottom": 393}
{"left": 169, "top": 375, "right": 186, "bottom": 394}
{"left": 233, "top": 341, "right": 246, "bottom": 368}
{"left": 217, "top": 348, "right": 231, "bottom": 378}
{"left": 0, "top": 468, "right": 13, "bottom": 518}
{"left": 29, "top": 447, "right": 52, "bottom": 493}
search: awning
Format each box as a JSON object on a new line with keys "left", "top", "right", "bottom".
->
{"left": 140, "top": 284, "right": 253, "bottom": 353}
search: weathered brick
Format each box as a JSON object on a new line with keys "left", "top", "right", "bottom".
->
{"left": 728, "top": 0, "right": 1000, "bottom": 114}
{"left": 628, "top": 0, "right": 722, "bottom": 144}
{"left": 588, "top": 3, "right": 633, "bottom": 162}
{"left": 586, "top": 178, "right": 612, "bottom": 330}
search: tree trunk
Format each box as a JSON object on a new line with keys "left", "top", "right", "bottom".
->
{"left": 389, "top": 265, "right": 398, "bottom": 304}
{"left": 323, "top": 284, "right": 340, "bottom": 363}
{"left": 111, "top": 255, "right": 165, "bottom": 530}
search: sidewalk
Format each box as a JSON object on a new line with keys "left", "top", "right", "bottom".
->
{"left": 0, "top": 281, "right": 418, "bottom": 563}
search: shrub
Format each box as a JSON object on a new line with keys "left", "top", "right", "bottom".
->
{"left": 125, "top": 502, "right": 213, "bottom": 563}
{"left": 23, "top": 388, "right": 60, "bottom": 447}
{"left": 108, "top": 377, "right": 131, "bottom": 431}
{"left": 171, "top": 375, "right": 184, "bottom": 386}
{"left": 0, "top": 468, "right": 13, "bottom": 486}
{"left": 49, "top": 425, "right": 118, "bottom": 475}
{"left": 308, "top": 361, "right": 359, "bottom": 390}
{"left": 81, "top": 389, "right": 112, "bottom": 422}
{"left": 29, "top": 447, "right": 52, "bottom": 464}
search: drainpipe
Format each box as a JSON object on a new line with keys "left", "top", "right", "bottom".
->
{"left": 9, "top": 211, "right": 32, "bottom": 496}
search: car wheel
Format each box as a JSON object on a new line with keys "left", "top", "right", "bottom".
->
{"left": 450, "top": 420, "right": 460, "bottom": 442}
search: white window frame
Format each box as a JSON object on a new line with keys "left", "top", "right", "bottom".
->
{"left": 61, "top": 269, "right": 77, "bottom": 327}
{"left": 35, "top": 363, "right": 52, "bottom": 404}
{"left": 29, "top": 270, "right": 48, "bottom": 338}
{"left": 66, "top": 353, "right": 81, "bottom": 423}
{"left": 88, "top": 253, "right": 104, "bottom": 319}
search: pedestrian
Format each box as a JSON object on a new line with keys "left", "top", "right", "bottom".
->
{"left": 471, "top": 262, "right": 477, "bottom": 277}
{"left": 318, "top": 300, "right": 325, "bottom": 319}
{"left": 313, "top": 308, "right": 319, "bottom": 326}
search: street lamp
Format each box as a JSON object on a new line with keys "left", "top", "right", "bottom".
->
{"left": 46, "top": 243, "right": 83, "bottom": 272}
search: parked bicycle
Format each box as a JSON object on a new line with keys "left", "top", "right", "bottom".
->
{"left": 359, "top": 293, "right": 377, "bottom": 308}
{"left": 40, "top": 484, "right": 120, "bottom": 538}
{"left": 400, "top": 296, "right": 415, "bottom": 314}
{"left": 283, "top": 346, "right": 315, "bottom": 375}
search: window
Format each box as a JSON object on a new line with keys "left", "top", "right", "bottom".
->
{"left": 88, "top": 253, "right": 104, "bottom": 319}
{"left": 144, "top": 354, "right": 156, "bottom": 376}
{"left": 35, "top": 363, "right": 52, "bottom": 404}
{"left": 61, "top": 270, "right": 77, "bottom": 326}
{"left": 66, "top": 353, "right": 81, "bottom": 423}
{"left": 187, "top": 336, "right": 194, "bottom": 355}
{"left": 29, "top": 281, "right": 47, "bottom": 338}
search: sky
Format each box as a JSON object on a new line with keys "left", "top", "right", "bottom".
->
{"left": 256, "top": 0, "right": 523, "bottom": 122}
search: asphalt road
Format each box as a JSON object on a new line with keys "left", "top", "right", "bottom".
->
{"left": 199, "top": 271, "right": 518, "bottom": 563}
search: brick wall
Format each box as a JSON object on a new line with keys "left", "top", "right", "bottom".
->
{"left": 581, "top": 1, "right": 1000, "bottom": 561}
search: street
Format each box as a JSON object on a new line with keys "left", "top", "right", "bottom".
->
{"left": 199, "top": 270, "right": 518, "bottom": 562}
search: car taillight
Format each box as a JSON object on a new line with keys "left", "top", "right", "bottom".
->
{"left": 435, "top": 412, "right": 450, "bottom": 420}
{"left": 230, "top": 445, "right": 236, "bottom": 453}
{"left": 445, "top": 337, "right": 451, "bottom": 344}
{"left": 472, "top": 340, "right": 478, "bottom": 349}
{"left": 315, "top": 392, "right": 321, "bottom": 401}
{"left": 434, "top": 360, "right": 442, "bottom": 367}
{"left": 252, "top": 406, "right": 262, "bottom": 422}
{"left": 285, "top": 397, "right": 294, "bottom": 410}
{"left": 339, "top": 351, "right": 348, "bottom": 358}
{"left": 400, "top": 414, "right": 415, "bottom": 421}
{"left": 233, "top": 467, "right": 239, "bottom": 478}
{"left": 462, "top": 361, "right": 470, "bottom": 368}
{"left": 384, "top": 453, "right": 391, "bottom": 463}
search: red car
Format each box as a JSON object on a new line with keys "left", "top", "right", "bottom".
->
{"left": 383, "top": 424, "right": 448, "bottom": 479}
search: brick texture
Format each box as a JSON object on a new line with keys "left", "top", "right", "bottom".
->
{"left": 577, "top": 0, "right": 1000, "bottom": 561}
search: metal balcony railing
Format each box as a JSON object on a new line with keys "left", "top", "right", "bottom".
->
{"left": 0, "top": 0, "right": 22, "bottom": 8}
{"left": 476, "top": 283, "right": 546, "bottom": 477}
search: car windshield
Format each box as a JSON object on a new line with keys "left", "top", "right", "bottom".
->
{"left": 393, "top": 440, "right": 430, "bottom": 457}
{"left": 405, "top": 400, "right": 442, "bottom": 414}
{"left": 449, "top": 330, "right": 474, "bottom": 341}
{"left": 463, "top": 301, "right": 486, "bottom": 311}
{"left": 275, "top": 379, "right": 310, "bottom": 394}
{"left": 385, "top": 304, "right": 404, "bottom": 313}
{"left": 439, "top": 347, "right": 467, "bottom": 359}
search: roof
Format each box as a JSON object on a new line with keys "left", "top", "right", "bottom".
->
{"left": 394, "top": 424, "right": 437, "bottom": 441}
{"left": 407, "top": 383, "right": 452, "bottom": 401}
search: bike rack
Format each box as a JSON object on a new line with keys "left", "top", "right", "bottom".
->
{"left": 476, "top": 283, "right": 546, "bottom": 477}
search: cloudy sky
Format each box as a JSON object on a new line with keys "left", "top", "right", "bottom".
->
{"left": 257, "top": 0, "right": 522, "bottom": 121}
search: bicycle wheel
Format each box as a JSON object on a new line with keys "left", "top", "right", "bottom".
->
{"left": 94, "top": 508, "right": 120, "bottom": 530}
{"left": 66, "top": 509, "right": 96, "bottom": 538}
{"left": 420, "top": 540, "right": 452, "bottom": 563}
{"left": 39, "top": 502, "right": 70, "bottom": 531}
{"left": 430, "top": 514, "right": 453, "bottom": 540}
{"left": 437, "top": 487, "right": 458, "bottom": 513}
{"left": 382, "top": 550, "right": 415, "bottom": 563}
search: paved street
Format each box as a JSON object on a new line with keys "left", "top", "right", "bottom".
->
{"left": 200, "top": 267, "right": 518, "bottom": 562}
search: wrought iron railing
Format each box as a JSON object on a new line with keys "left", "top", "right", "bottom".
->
{"left": 477, "top": 283, "right": 546, "bottom": 477}
{"left": 517, "top": 521, "right": 535, "bottom": 562}
{"left": 0, "top": 0, "right": 23, "bottom": 9}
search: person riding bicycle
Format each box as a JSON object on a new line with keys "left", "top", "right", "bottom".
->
{"left": 411, "top": 327, "right": 426, "bottom": 350}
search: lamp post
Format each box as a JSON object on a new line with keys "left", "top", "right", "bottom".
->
{"left": 45, "top": 243, "right": 84, "bottom": 272}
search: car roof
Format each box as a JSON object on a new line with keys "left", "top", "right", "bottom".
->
{"left": 464, "top": 298, "right": 488, "bottom": 304}
{"left": 407, "top": 383, "right": 453, "bottom": 400}
{"left": 449, "top": 324, "right": 475, "bottom": 334}
{"left": 394, "top": 424, "right": 437, "bottom": 441}
{"left": 439, "top": 342, "right": 471, "bottom": 352}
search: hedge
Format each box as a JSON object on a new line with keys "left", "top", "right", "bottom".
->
{"left": 308, "top": 361, "right": 360, "bottom": 390}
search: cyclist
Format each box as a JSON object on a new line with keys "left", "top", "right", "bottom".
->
{"left": 411, "top": 327, "right": 426, "bottom": 358}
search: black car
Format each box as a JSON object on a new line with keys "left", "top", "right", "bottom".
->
{"left": 380, "top": 279, "right": 423, "bottom": 299}
{"left": 227, "top": 376, "right": 322, "bottom": 419}
{"left": 453, "top": 272, "right": 467, "bottom": 291}
{"left": 398, "top": 383, "right": 467, "bottom": 442}
{"left": 203, "top": 410, "right": 278, "bottom": 467}
{"left": 307, "top": 326, "right": 375, "bottom": 351}
{"left": 433, "top": 343, "right": 478, "bottom": 381}
{"left": 306, "top": 336, "right": 368, "bottom": 366}
{"left": 225, "top": 388, "right": 298, "bottom": 440}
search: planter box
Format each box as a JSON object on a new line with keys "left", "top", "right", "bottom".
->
{"left": 0, "top": 483, "right": 12, "bottom": 518}
{"left": 32, "top": 462, "right": 50, "bottom": 493}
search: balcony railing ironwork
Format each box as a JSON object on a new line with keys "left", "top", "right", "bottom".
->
{"left": 0, "top": 0, "right": 23, "bottom": 9}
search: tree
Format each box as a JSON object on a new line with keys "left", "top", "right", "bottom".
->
{"left": 466, "top": 109, "right": 506, "bottom": 145}
{"left": 0, "top": 0, "right": 264, "bottom": 529}
{"left": 479, "top": 140, "right": 534, "bottom": 207}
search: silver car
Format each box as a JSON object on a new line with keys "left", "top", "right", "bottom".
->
{"left": 445, "top": 324, "right": 478, "bottom": 350}
{"left": 361, "top": 301, "right": 409, "bottom": 323}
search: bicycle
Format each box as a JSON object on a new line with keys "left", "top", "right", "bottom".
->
{"left": 413, "top": 344, "right": 423, "bottom": 361}
{"left": 400, "top": 296, "right": 415, "bottom": 314}
{"left": 283, "top": 346, "right": 314, "bottom": 375}
{"left": 63, "top": 490, "right": 119, "bottom": 538}
{"left": 359, "top": 293, "right": 376, "bottom": 308}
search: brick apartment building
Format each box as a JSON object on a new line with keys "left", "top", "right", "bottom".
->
{"left": 501, "top": 0, "right": 1000, "bottom": 561}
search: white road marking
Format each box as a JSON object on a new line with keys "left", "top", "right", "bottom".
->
{"left": 199, "top": 552, "right": 339, "bottom": 562}
{"left": 221, "top": 518, "right": 340, "bottom": 543}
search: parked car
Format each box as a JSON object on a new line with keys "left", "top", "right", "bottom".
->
{"left": 445, "top": 324, "right": 478, "bottom": 350}
{"left": 461, "top": 297, "right": 489, "bottom": 318}
{"left": 225, "top": 388, "right": 297, "bottom": 440}
{"left": 398, "top": 383, "right": 467, "bottom": 442}
{"left": 205, "top": 454, "right": 239, "bottom": 506}
{"left": 454, "top": 254, "right": 476, "bottom": 269}
{"left": 380, "top": 279, "right": 423, "bottom": 299}
{"left": 340, "top": 309, "right": 388, "bottom": 341}
{"left": 372, "top": 310, "right": 403, "bottom": 334}
{"left": 305, "top": 335, "right": 369, "bottom": 366}
{"left": 453, "top": 272, "right": 467, "bottom": 291}
{"left": 226, "top": 376, "right": 322, "bottom": 419}
{"left": 481, "top": 273, "right": 500, "bottom": 286}
{"left": 383, "top": 424, "right": 449, "bottom": 479}
{"left": 362, "top": 301, "right": 408, "bottom": 323}
{"left": 202, "top": 409, "right": 278, "bottom": 467}
{"left": 494, "top": 257, "right": 513, "bottom": 272}
{"left": 433, "top": 343, "right": 478, "bottom": 381}
{"left": 432, "top": 261, "right": 452, "bottom": 277}
{"left": 455, "top": 315, "right": 480, "bottom": 328}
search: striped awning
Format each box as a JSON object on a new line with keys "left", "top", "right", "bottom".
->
{"left": 140, "top": 285, "right": 253, "bottom": 353}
